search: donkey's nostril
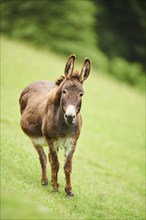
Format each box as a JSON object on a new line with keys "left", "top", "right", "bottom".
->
{"left": 68, "top": 115, "right": 73, "bottom": 120}
{"left": 67, "top": 116, "right": 73, "bottom": 124}
{"left": 67, "top": 114, "right": 75, "bottom": 120}
{"left": 65, "top": 113, "right": 68, "bottom": 119}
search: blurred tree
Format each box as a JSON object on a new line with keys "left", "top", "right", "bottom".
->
{"left": 0, "top": 0, "right": 145, "bottom": 89}
{"left": 1, "top": 0, "right": 145, "bottom": 67}
{"left": 94, "top": 0, "right": 146, "bottom": 70}
{"left": 1, "top": 0, "right": 96, "bottom": 56}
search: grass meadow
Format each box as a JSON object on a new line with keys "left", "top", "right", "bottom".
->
{"left": 1, "top": 36, "right": 145, "bottom": 220}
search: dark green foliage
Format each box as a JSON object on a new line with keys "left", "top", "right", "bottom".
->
{"left": 109, "top": 57, "right": 145, "bottom": 90}
{"left": 1, "top": 0, "right": 96, "bottom": 54}
{"left": 0, "top": 0, "right": 108, "bottom": 73}
{"left": 94, "top": 0, "right": 146, "bottom": 69}
{"left": 1, "top": 0, "right": 145, "bottom": 90}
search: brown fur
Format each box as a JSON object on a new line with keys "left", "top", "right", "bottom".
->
{"left": 19, "top": 55, "right": 91, "bottom": 196}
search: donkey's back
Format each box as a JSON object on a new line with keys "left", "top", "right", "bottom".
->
{"left": 19, "top": 80, "right": 55, "bottom": 113}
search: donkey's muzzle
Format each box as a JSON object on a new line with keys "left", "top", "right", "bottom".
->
{"left": 64, "top": 114, "right": 75, "bottom": 126}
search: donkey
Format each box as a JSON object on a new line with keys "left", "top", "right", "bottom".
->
{"left": 19, "top": 55, "right": 91, "bottom": 196}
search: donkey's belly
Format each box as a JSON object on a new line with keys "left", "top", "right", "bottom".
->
{"left": 20, "top": 118, "right": 43, "bottom": 138}
{"left": 31, "top": 137, "right": 72, "bottom": 155}
{"left": 31, "top": 137, "right": 48, "bottom": 147}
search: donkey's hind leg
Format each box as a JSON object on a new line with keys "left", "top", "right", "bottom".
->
{"left": 33, "top": 143, "right": 48, "bottom": 186}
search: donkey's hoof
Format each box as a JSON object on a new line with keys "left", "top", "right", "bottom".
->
{"left": 52, "top": 185, "right": 59, "bottom": 193}
{"left": 52, "top": 190, "right": 58, "bottom": 194}
{"left": 51, "top": 183, "right": 59, "bottom": 192}
{"left": 66, "top": 192, "right": 74, "bottom": 197}
{"left": 41, "top": 179, "right": 48, "bottom": 186}
{"left": 52, "top": 188, "right": 58, "bottom": 194}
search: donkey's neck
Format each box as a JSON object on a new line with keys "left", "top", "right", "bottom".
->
{"left": 44, "top": 102, "right": 76, "bottom": 140}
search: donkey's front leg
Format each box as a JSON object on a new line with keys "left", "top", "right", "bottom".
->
{"left": 64, "top": 141, "right": 76, "bottom": 197}
{"left": 48, "top": 147, "right": 60, "bottom": 193}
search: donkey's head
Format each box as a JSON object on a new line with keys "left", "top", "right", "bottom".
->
{"left": 59, "top": 55, "right": 91, "bottom": 126}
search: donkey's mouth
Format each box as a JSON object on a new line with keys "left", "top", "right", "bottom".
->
{"left": 67, "top": 121, "right": 74, "bottom": 126}
{"left": 65, "top": 119, "right": 75, "bottom": 126}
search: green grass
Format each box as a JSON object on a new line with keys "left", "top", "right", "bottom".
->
{"left": 1, "top": 36, "right": 145, "bottom": 220}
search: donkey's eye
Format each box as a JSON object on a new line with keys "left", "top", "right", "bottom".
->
{"left": 79, "top": 92, "right": 84, "bottom": 97}
{"left": 62, "top": 89, "right": 67, "bottom": 94}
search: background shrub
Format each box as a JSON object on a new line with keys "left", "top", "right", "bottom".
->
{"left": 1, "top": 0, "right": 145, "bottom": 90}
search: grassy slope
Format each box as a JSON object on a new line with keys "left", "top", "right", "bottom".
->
{"left": 1, "top": 36, "right": 145, "bottom": 220}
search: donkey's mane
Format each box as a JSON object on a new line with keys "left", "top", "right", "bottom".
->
{"left": 55, "top": 76, "right": 65, "bottom": 86}
{"left": 55, "top": 71, "right": 80, "bottom": 86}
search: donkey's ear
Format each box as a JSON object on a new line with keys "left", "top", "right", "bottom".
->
{"left": 64, "top": 54, "right": 76, "bottom": 78}
{"left": 80, "top": 58, "right": 91, "bottom": 82}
